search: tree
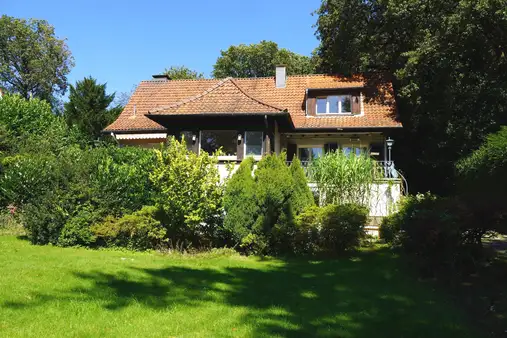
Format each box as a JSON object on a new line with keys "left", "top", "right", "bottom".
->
{"left": 0, "top": 15, "right": 74, "bottom": 103}
{"left": 64, "top": 77, "right": 120, "bottom": 141}
{"left": 315, "top": 0, "right": 507, "bottom": 194}
{"left": 164, "top": 66, "right": 204, "bottom": 80}
{"left": 212, "top": 40, "right": 316, "bottom": 78}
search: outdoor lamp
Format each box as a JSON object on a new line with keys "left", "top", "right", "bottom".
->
{"left": 192, "top": 134, "right": 197, "bottom": 143}
{"left": 386, "top": 137, "right": 394, "bottom": 165}
{"left": 386, "top": 137, "right": 394, "bottom": 149}
{"left": 237, "top": 134, "right": 242, "bottom": 142}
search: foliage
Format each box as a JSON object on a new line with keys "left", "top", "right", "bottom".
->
{"left": 292, "top": 205, "right": 322, "bottom": 255}
{"left": 223, "top": 157, "right": 258, "bottom": 244}
{"left": 149, "top": 137, "right": 224, "bottom": 248}
{"left": 0, "top": 15, "right": 74, "bottom": 103}
{"left": 58, "top": 206, "right": 99, "bottom": 247}
{"left": 319, "top": 204, "right": 368, "bottom": 254}
{"left": 295, "top": 204, "right": 368, "bottom": 255}
{"left": 456, "top": 126, "right": 507, "bottom": 233}
{"left": 381, "top": 193, "right": 490, "bottom": 275}
{"left": 223, "top": 154, "right": 315, "bottom": 255}
{"left": 0, "top": 94, "right": 59, "bottom": 140}
{"left": 92, "top": 206, "right": 167, "bottom": 250}
{"left": 315, "top": 0, "right": 507, "bottom": 194}
{"left": 163, "top": 65, "right": 204, "bottom": 79}
{"left": 64, "top": 77, "right": 121, "bottom": 141}
{"left": 4, "top": 145, "right": 156, "bottom": 244}
{"left": 308, "top": 150, "right": 380, "bottom": 208}
{"left": 289, "top": 158, "right": 315, "bottom": 214}
{"left": 212, "top": 40, "right": 316, "bottom": 78}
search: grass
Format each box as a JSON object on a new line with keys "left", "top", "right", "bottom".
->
{"left": 0, "top": 236, "right": 480, "bottom": 338}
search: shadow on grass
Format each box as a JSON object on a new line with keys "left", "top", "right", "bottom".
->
{"left": 2, "top": 247, "right": 475, "bottom": 337}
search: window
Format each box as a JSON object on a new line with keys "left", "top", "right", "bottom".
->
{"left": 245, "top": 131, "right": 263, "bottom": 157}
{"left": 200, "top": 130, "right": 237, "bottom": 157}
{"left": 342, "top": 146, "right": 368, "bottom": 157}
{"left": 316, "top": 95, "right": 352, "bottom": 114}
{"left": 181, "top": 131, "right": 194, "bottom": 151}
{"left": 298, "top": 146, "right": 324, "bottom": 162}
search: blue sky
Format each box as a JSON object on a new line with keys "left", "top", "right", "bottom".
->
{"left": 3, "top": 0, "right": 321, "bottom": 95}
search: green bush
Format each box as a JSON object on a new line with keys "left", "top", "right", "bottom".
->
{"left": 22, "top": 192, "right": 68, "bottom": 245}
{"left": 319, "top": 204, "right": 368, "bottom": 254}
{"left": 293, "top": 205, "right": 321, "bottom": 255}
{"left": 58, "top": 206, "right": 99, "bottom": 247}
{"left": 289, "top": 158, "right": 315, "bottom": 214}
{"left": 382, "top": 193, "right": 489, "bottom": 275}
{"left": 92, "top": 206, "right": 167, "bottom": 250}
{"left": 150, "top": 137, "right": 224, "bottom": 248}
{"left": 293, "top": 204, "right": 368, "bottom": 255}
{"left": 223, "top": 157, "right": 258, "bottom": 244}
{"left": 457, "top": 126, "right": 507, "bottom": 233}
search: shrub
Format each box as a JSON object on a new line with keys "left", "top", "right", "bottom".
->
{"left": 91, "top": 206, "right": 167, "bottom": 250}
{"left": 223, "top": 157, "right": 258, "bottom": 244}
{"left": 319, "top": 204, "right": 368, "bottom": 254}
{"left": 293, "top": 205, "right": 321, "bottom": 255}
{"left": 150, "top": 137, "right": 224, "bottom": 248}
{"left": 252, "top": 153, "right": 295, "bottom": 254}
{"left": 58, "top": 205, "right": 101, "bottom": 247}
{"left": 289, "top": 158, "right": 315, "bottom": 214}
{"left": 456, "top": 126, "right": 507, "bottom": 233}
{"left": 22, "top": 192, "right": 68, "bottom": 245}
{"left": 308, "top": 150, "right": 380, "bottom": 208}
{"left": 382, "top": 193, "right": 489, "bottom": 275}
{"left": 293, "top": 204, "right": 368, "bottom": 255}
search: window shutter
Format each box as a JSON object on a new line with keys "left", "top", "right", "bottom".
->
{"left": 352, "top": 95, "right": 361, "bottom": 114}
{"left": 287, "top": 143, "right": 297, "bottom": 161}
{"left": 307, "top": 97, "right": 316, "bottom": 116}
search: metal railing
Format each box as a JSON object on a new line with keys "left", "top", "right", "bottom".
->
{"left": 286, "top": 160, "right": 408, "bottom": 194}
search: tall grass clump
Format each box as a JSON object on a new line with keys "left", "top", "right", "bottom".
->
{"left": 308, "top": 151, "right": 381, "bottom": 208}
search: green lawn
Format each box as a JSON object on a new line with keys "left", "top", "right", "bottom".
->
{"left": 0, "top": 236, "right": 478, "bottom": 338}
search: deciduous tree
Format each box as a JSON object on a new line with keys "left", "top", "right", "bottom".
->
{"left": 213, "top": 40, "right": 316, "bottom": 78}
{"left": 315, "top": 0, "right": 507, "bottom": 194}
{"left": 164, "top": 65, "right": 204, "bottom": 79}
{"left": 0, "top": 15, "right": 74, "bottom": 103}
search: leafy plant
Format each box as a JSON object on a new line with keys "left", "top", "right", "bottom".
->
{"left": 308, "top": 150, "right": 380, "bottom": 208}
{"left": 150, "top": 137, "right": 224, "bottom": 248}
{"left": 91, "top": 206, "right": 166, "bottom": 250}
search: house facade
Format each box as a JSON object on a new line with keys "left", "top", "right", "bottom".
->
{"left": 105, "top": 67, "right": 404, "bottom": 226}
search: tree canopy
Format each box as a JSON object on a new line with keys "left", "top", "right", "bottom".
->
{"left": 64, "top": 77, "right": 121, "bottom": 141}
{"left": 315, "top": 0, "right": 507, "bottom": 194}
{"left": 164, "top": 66, "right": 204, "bottom": 80}
{"left": 213, "top": 40, "right": 317, "bottom": 78}
{"left": 0, "top": 15, "right": 74, "bottom": 103}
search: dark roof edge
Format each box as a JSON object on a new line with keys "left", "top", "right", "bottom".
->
{"left": 292, "top": 126, "right": 402, "bottom": 132}
{"left": 103, "top": 128, "right": 168, "bottom": 134}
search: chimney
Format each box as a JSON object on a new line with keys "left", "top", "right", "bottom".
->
{"left": 152, "top": 74, "right": 170, "bottom": 81}
{"left": 275, "top": 65, "right": 286, "bottom": 88}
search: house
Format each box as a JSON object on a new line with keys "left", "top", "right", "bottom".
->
{"left": 104, "top": 66, "right": 404, "bottom": 227}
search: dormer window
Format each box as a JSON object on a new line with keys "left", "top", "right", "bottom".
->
{"left": 316, "top": 95, "right": 352, "bottom": 114}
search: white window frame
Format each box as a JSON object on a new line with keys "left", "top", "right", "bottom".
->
{"left": 244, "top": 131, "right": 264, "bottom": 160}
{"left": 316, "top": 95, "right": 353, "bottom": 115}
{"left": 199, "top": 130, "right": 238, "bottom": 161}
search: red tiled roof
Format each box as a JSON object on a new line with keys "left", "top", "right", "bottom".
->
{"left": 104, "top": 74, "right": 400, "bottom": 132}
{"left": 149, "top": 77, "right": 284, "bottom": 115}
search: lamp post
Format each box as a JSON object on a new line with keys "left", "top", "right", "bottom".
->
{"left": 386, "top": 137, "right": 394, "bottom": 163}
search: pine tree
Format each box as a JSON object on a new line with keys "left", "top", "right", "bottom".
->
{"left": 64, "top": 77, "right": 120, "bottom": 141}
